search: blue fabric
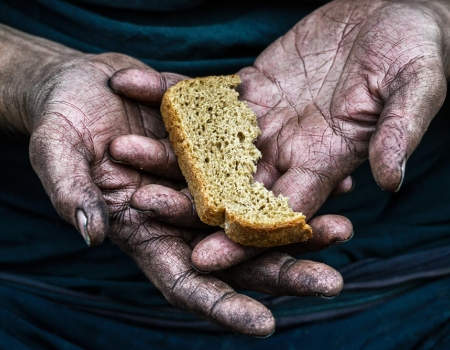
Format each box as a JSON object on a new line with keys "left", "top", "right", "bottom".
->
{"left": 0, "top": 0, "right": 316, "bottom": 76}
{"left": 0, "top": 0, "right": 449, "bottom": 348}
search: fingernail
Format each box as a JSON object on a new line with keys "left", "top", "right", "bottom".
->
{"left": 107, "top": 78, "right": 117, "bottom": 93}
{"left": 191, "top": 263, "right": 210, "bottom": 274}
{"left": 108, "top": 152, "right": 127, "bottom": 165}
{"left": 130, "top": 206, "right": 156, "bottom": 216}
{"left": 76, "top": 209, "right": 91, "bottom": 246}
{"left": 316, "top": 293, "right": 339, "bottom": 300}
{"left": 349, "top": 177, "right": 355, "bottom": 193}
{"left": 334, "top": 231, "right": 354, "bottom": 244}
{"left": 395, "top": 158, "right": 406, "bottom": 192}
{"left": 254, "top": 330, "right": 275, "bottom": 339}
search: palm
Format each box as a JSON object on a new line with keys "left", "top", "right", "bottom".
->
{"left": 29, "top": 53, "right": 347, "bottom": 335}
{"left": 238, "top": 0, "right": 447, "bottom": 218}
{"left": 30, "top": 53, "right": 183, "bottom": 242}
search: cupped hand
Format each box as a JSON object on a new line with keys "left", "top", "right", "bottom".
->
{"left": 190, "top": 0, "right": 450, "bottom": 271}
{"left": 238, "top": 0, "right": 449, "bottom": 216}
{"left": 200, "top": 0, "right": 450, "bottom": 268}
{"left": 107, "top": 0, "right": 450, "bottom": 277}
{"left": 25, "top": 53, "right": 284, "bottom": 335}
{"left": 108, "top": 67, "right": 352, "bottom": 304}
{"left": 197, "top": 0, "right": 450, "bottom": 269}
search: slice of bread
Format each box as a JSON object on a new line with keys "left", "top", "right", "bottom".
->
{"left": 161, "top": 75, "right": 312, "bottom": 247}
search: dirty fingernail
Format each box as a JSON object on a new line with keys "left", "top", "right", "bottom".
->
{"left": 191, "top": 263, "right": 210, "bottom": 274}
{"left": 334, "top": 231, "right": 354, "bottom": 245}
{"left": 349, "top": 177, "right": 355, "bottom": 192}
{"left": 395, "top": 158, "right": 406, "bottom": 192}
{"left": 316, "top": 293, "right": 339, "bottom": 300}
{"left": 108, "top": 152, "right": 127, "bottom": 165}
{"left": 254, "top": 330, "right": 275, "bottom": 339}
{"left": 76, "top": 209, "right": 91, "bottom": 246}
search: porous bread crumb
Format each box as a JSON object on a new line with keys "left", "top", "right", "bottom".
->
{"left": 161, "top": 74, "right": 312, "bottom": 247}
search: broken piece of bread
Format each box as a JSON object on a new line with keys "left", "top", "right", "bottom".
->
{"left": 160, "top": 74, "right": 312, "bottom": 247}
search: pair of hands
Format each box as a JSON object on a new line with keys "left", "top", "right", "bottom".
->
{"left": 18, "top": 0, "right": 450, "bottom": 336}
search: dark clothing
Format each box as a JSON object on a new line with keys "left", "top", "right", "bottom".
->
{"left": 0, "top": 0, "right": 449, "bottom": 348}
{"left": 0, "top": 0, "right": 318, "bottom": 76}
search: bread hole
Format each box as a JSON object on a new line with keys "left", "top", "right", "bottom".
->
{"left": 237, "top": 132, "right": 245, "bottom": 142}
{"left": 205, "top": 157, "right": 210, "bottom": 163}
{"left": 216, "top": 142, "right": 222, "bottom": 149}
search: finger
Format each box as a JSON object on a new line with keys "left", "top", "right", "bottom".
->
{"left": 109, "top": 134, "right": 184, "bottom": 179}
{"left": 121, "top": 221, "right": 275, "bottom": 336}
{"left": 275, "top": 214, "right": 353, "bottom": 256}
{"left": 369, "top": 62, "right": 447, "bottom": 191}
{"left": 129, "top": 184, "right": 207, "bottom": 228}
{"left": 109, "top": 68, "right": 187, "bottom": 104}
{"left": 329, "top": 15, "right": 448, "bottom": 192}
{"left": 216, "top": 252, "right": 343, "bottom": 298}
{"left": 192, "top": 230, "right": 264, "bottom": 272}
{"left": 29, "top": 123, "right": 108, "bottom": 246}
{"left": 328, "top": 175, "right": 355, "bottom": 199}
{"left": 269, "top": 166, "right": 338, "bottom": 219}
{"left": 191, "top": 214, "right": 353, "bottom": 272}
{"left": 254, "top": 108, "right": 358, "bottom": 219}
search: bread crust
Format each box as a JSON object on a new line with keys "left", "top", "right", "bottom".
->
{"left": 225, "top": 211, "right": 312, "bottom": 247}
{"left": 161, "top": 75, "right": 312, "bottom": 247}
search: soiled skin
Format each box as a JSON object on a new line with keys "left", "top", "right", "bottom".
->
{"left": 190, "top": 0, "right": 450, "bottom": 270}
{"left": 2, "top": 0, "right": 450, "bottom": 337}
{"left": 114, "top": 0, "right": 450, "bottom": 288}
{"left": 0, "top": 22, "right": 350, "bottom": 336}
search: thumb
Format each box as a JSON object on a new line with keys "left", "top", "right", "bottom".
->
{"left": 109, "top": 68, "right": 188, "bottom": 103}
{"left": 369, "top": 62, "right": 447, "bottom": 191}
{"left": 29, "top": 121, "right": 109, "bottom": 246}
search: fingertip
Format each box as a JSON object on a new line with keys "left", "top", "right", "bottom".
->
{"left": 76, "top": 197, "right": 109, "bottom": 247}
{"left": 307, "top": 214, "right": 353, "bottom": 246}
{"left": 254, "top": 330, "right": 275, "bottom": 339}
{"left": 192, "top": 231, "right": 263, "bottom": 272}
{"left": 212, "top": 294, "right": 275, "bottom": 337}
{"left": 160, "top": 72, "right": 189, "bottom": 90}
{"left": 108, "top": 68, "right": 165, "bottom": 103}
{"left": 334, "top": 230, "right": 354, "bottom": 244}
{"left": 109, "top": 135, "right": 183, "bottom": 179}
{"left": 369, "top": 132, "right": 406, "bottom": 192}
{"left": 109, "top": 69, "right": 188, "bottom": 103}
{"left": 190, "top": 263, "right": 210, "bottom": 275}
{"left": 328, "top": 175, "right": 355, "bottom": 198}
{"left": 108, "top": 135, "right": 130, "bottom": 164}
{"left": 76, "top": 209, "right": 90, "bottom": 246}
{"left": 130, "top": 185, "right": 206, "bottom": 228}
{"left": 283, "top": 259, "right": 344, "bottom": 298}
{"left": 395, "top": 158, "right": 406, "bottom": 192}
{"left": 312, "top": 264, "right": 344, "bottom": 298}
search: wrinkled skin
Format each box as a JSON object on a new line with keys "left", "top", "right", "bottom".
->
{"left": 115, "top": 0, "right": 450, "bottom": 271}
{"left": 12, "top": 0, "right": 450, "bottom": 336}
{"left": 24, "top": 52, "right": 349, "bottom": 336}
{"left": 192, "top": 0, "right": 450, "bottom": 269}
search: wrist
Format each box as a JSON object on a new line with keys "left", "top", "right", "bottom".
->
{"left": 0, "top": 24, "right": 82, "bottom": 134}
